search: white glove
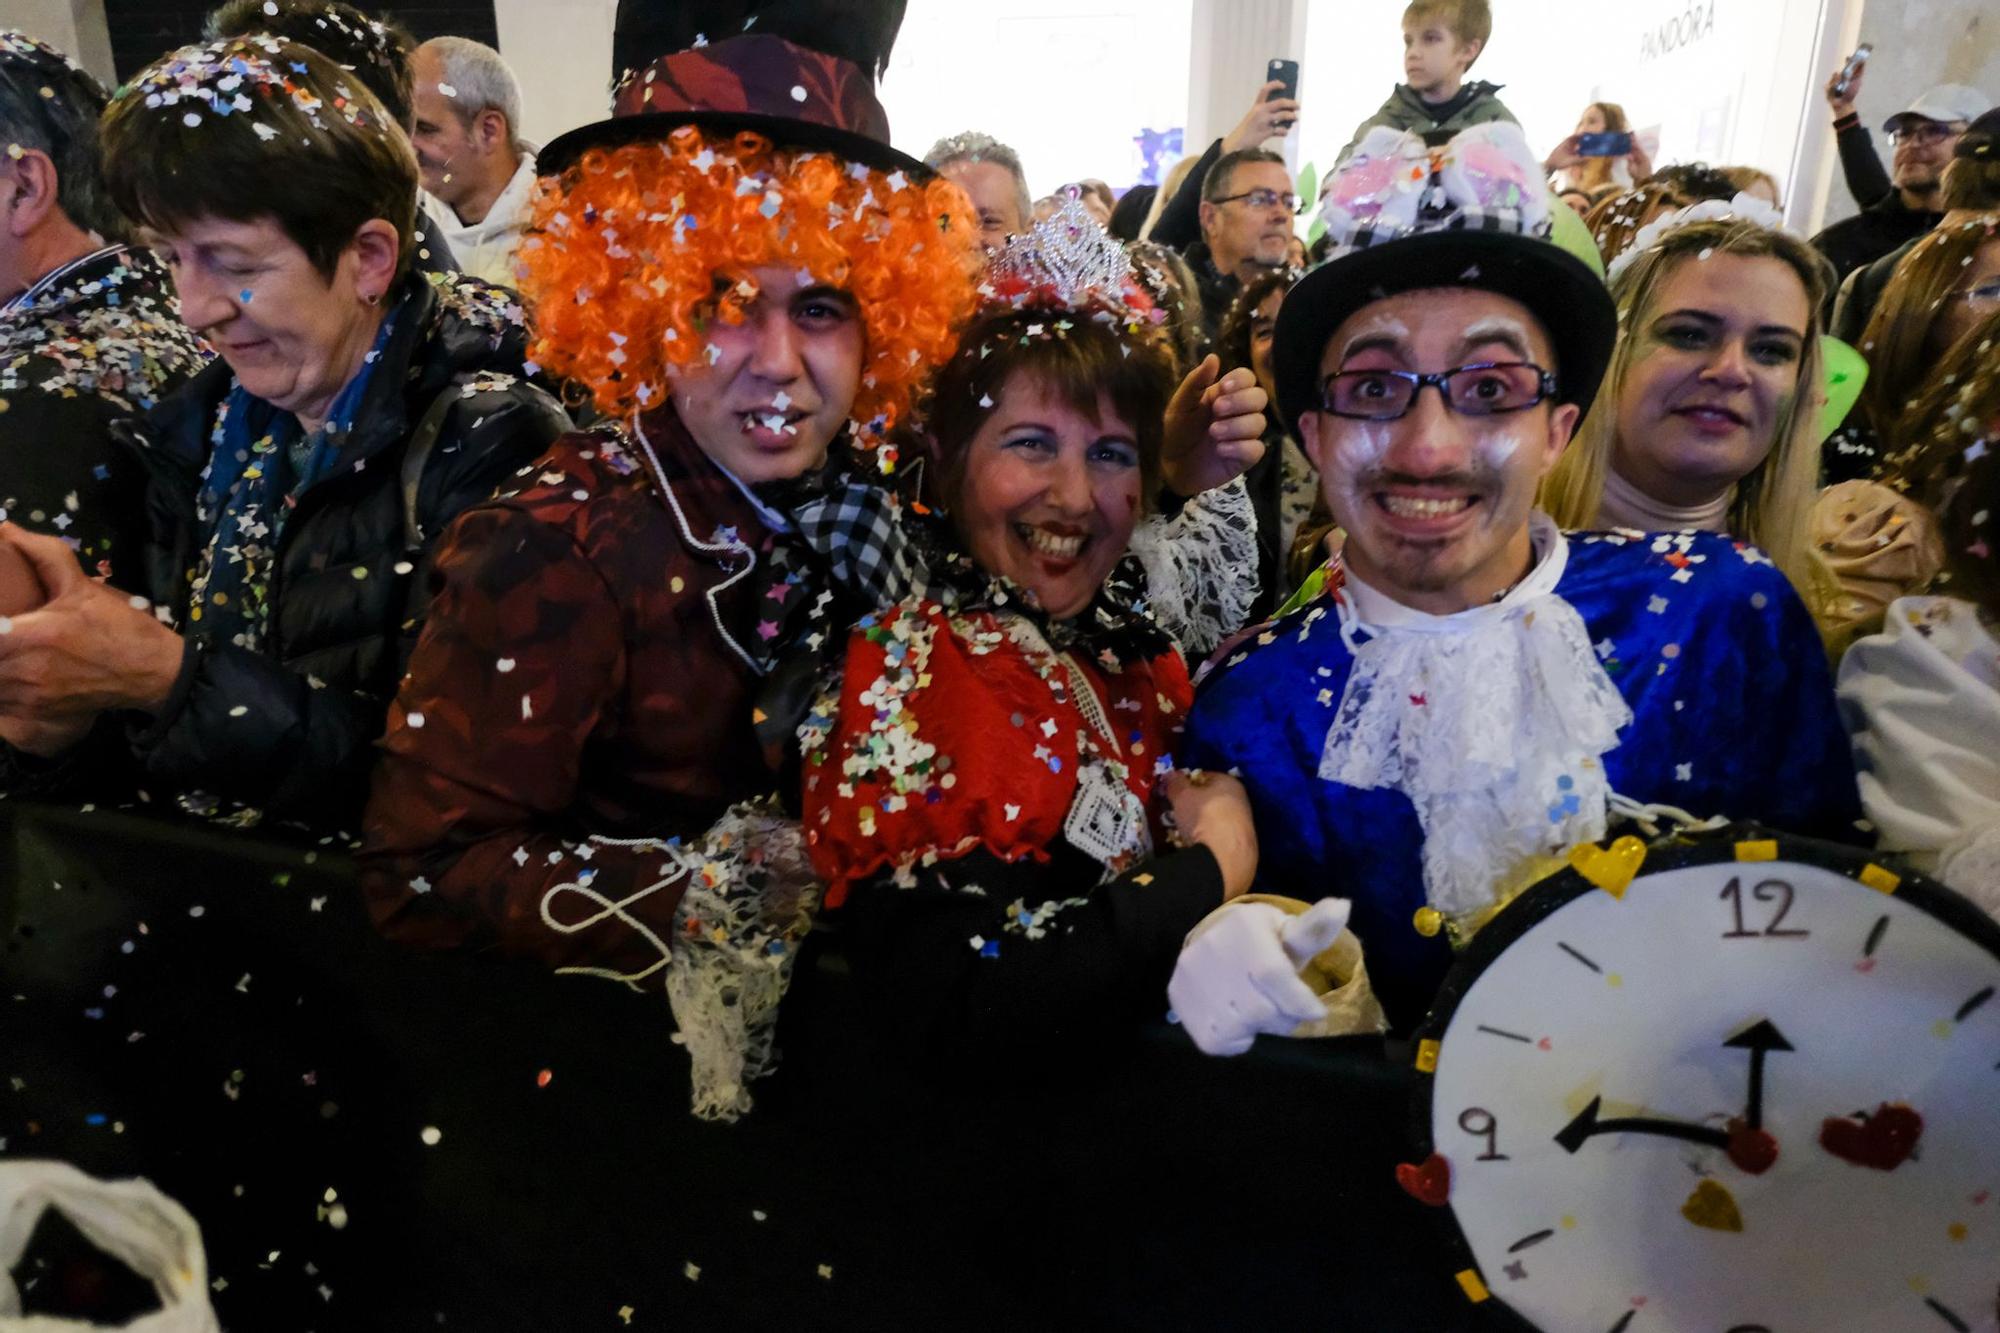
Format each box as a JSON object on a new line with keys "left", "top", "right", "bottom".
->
{"left": 1168, "top": 897, "right": 1354, "bottom": 1056}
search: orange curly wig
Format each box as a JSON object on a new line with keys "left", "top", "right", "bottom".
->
{"left": 518, "top": 127, "right": 979, "bottom": 463}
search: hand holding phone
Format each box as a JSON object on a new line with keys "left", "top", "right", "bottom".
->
{"left": 1827, "top": 43, "right": 1871, "bottom": 115}
{"left": 1229, "top": 64, "right": 1300, "bottom": 150}
{"left": 1265, "top": 59, "right": 1300, "bottom": 105}
{"left": 1574, "top": 131, "right": 1634, "bottom": 158}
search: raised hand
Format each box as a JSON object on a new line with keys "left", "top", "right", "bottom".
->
{"left": 1161, "top": 355, "right": 1268, "bottom": 498}
{"left": 1825, "top": 60, "right": 1867, "bottom": 120}
{"left": 1225, "top": 81, "right": 1300, "bottom": 152}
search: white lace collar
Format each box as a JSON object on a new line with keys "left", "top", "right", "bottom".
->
{"left": 1340, "top": 511, "right": 1569, "bottom": 635}
{"left": 1320, "top": 510, "right": 1634, "bottom": 918}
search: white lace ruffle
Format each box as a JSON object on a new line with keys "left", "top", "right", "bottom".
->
{"left": 1129, "top": 476, "right": 1260, "bottom": 659}
{"left": 649, "top": 802, "right": 820, "bottom": 1122}
{"left": 1320, "top": 522, "right": 1633, "bottom": 917}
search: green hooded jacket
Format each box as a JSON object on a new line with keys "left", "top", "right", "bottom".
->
{"left": 1338, "top": 80, "right": 1520, "bottom": 162}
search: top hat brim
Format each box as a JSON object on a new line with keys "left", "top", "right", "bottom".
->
{"left": 539, "top": 108, "right": 932, "bottom": 181}
{"left": 1272, "top": 230, "right": 1618, "bottom": 437}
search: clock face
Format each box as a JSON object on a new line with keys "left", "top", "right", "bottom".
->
{"left": 1413, "top": 832, "right": 2000, "bottom": 1333}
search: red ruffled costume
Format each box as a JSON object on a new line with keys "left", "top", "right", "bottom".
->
{"left": 802, "top": 599, "right": 1193, "bottom": 906}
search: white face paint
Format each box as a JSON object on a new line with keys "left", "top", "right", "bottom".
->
{"left": 1307, "top": 289, "right": 1575, "bottom": 615}
{"left": 1326, "top": 316, "right": 1412, "bottom": 486}
{"left": 1474, "top": 423, "right": 1526, "bottom": 467}
{"left": 1332, "top": 418, "right": 1397, "bottom": 479}
{"left": 1460, "top": 315, "right": 1531, "bottom": 343}
{"left": 1459, "top": 315, "right": 1537, "bottom": 470}
{"left": 1339, "top": 314, "right": 1412, "bottom": 363}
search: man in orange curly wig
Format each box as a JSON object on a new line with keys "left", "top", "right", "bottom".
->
{"left": 358, "top": 5, "right": 1272, "bottom": 1121}
{"left": 358, "top": 11, "right": 984, "bottom": 1008}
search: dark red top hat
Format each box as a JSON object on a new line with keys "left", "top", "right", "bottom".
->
{"left": 540, "top": 2, "right": 924, "bottom": 180}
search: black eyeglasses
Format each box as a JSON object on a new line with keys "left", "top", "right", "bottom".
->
{"left": 1212, "top": 187, "right": 1304, "bottom": 215}
{"left": 1320, "top": 362, "right": 1559, "bottom": 420}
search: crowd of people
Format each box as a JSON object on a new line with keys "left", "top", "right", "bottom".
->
{"left": 0, "top": 0, "right": 1996, "bottom": 1208}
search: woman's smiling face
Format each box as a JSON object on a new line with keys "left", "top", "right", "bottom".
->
{"left": 1612, "top": 251, "right": 1811, "bottom": 507}
{"left": 950, "top": 373, "right": 1146, "bottom": 619}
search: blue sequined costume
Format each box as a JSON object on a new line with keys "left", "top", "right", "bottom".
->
{"left": 1184, "top": 529, "right": 1864, "bottom": 1029}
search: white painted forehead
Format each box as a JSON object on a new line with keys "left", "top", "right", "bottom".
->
{"left": 1335, "top": 312, "right": 1412, "bottom": 360}
{"left": 1463, "top": 315, "right": 1533, "bottom": 342}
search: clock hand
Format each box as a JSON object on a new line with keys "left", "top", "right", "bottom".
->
{"left": 1554, "top": 1096, "right": 1731, "bottom": 1154}
{"left": 1722, "top": 1018, "right": 1794, "bottom": 1131}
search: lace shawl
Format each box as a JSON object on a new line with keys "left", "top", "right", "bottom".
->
{"left": 1319, "top": 516, "right": 1634, "bottom": 917}
{"left": 1127, "top": 475, "right": 1260, "bottom": 659}
{"left": 559, "top": 799, "right": 818, "bottom": 1122}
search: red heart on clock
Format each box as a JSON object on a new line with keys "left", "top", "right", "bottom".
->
{"left": 1395, "top": 1153, "right": 1451, "bottom": 1207}
{"left": 1820, "top": 1103, "right": 1924, "bottom": 1170}
{"left": 1725, "top": 1118, "right": 1780, "bottom": 1175}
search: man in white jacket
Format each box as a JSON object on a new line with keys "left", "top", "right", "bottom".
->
{"left": 411, "top": 36, "right": 538, "bottom": 288}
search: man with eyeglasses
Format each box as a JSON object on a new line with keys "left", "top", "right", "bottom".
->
{"left": 1165, "top": 126, "right": 1860, "bottom": 1046}
{"left": 1188, "top": 147, "right": 1298, "bottom": 345}
{"left": 1814, "top": 81, "right": 1993, "bottom": 283}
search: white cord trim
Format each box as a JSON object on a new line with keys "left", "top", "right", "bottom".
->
{"left": 631, "top": 412, "right": 761, "bottom": 673}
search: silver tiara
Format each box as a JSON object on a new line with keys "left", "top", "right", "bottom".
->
{"left": 981, "top": 188, "right": 1143, "bottom": 318}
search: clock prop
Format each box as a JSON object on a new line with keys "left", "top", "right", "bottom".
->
{"left": 1400, "top": 826, "right": 2000, "bottom": 1332}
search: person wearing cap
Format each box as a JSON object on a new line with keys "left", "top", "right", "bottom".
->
{"left": 1829, "top": 106, "right": 2000, "bottom": 349}
{"left": 1814, "top": 79, "right": 1993, "bottom": 283}
{"left": 1165, "top": 124, "right": 1861, "bottom": 1044}
{"left": 0, "top": 37, "right": 568, "bottom": 823}
{"left": 0, "top": 30, "right": 211, "bottom": 580}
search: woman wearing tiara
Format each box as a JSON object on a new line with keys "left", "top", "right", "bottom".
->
{"left": 798, "top": 198, "right": 1374, "bottom": 1062}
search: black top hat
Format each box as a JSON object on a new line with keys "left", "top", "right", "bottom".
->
{"left": 1273, "top": 125, "right": 1616, "bottom": 436}
{"left": 541, "top": 1, "right": 924, "bottom": 180}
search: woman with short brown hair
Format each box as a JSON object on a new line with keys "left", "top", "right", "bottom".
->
{"left": 0, "top": 37, "right": 567, "bottom": 829}
{"left": 798, "top": 203, "right": 1353, "bottom": 1058}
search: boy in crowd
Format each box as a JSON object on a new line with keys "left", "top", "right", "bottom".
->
{"left": 1339, "top": 0, "right": 1519, "bottom": 161}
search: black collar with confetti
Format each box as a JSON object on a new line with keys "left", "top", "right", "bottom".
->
{"left": 903, "top": 510, "right": 1173, "bottom": 669}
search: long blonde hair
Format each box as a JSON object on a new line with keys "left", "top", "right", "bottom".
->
{"left": 1541, "top": 218, "right": 1834, "bottom": 599}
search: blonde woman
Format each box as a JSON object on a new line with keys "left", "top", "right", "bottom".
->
{"left": 1542, "top": 211, "right": 1836, "bottom": 619}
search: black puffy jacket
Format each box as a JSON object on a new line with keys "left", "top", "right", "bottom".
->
{"left": 28, "top": 272, "right": 569, "bottom": 831}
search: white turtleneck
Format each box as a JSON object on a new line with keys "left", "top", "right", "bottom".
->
{"left": 1596, "top": 466, "right": 1732, "bottom": 534}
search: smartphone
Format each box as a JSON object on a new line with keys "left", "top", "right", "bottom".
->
{"left": 1575, "top": 131, "right": 1635, "bottom": 157}
{"left": 1833, "top": 43, "right": 1873, "bottom": 100}
{"left": 1265, "top": 58, "right": 1299, "bottom": 104}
